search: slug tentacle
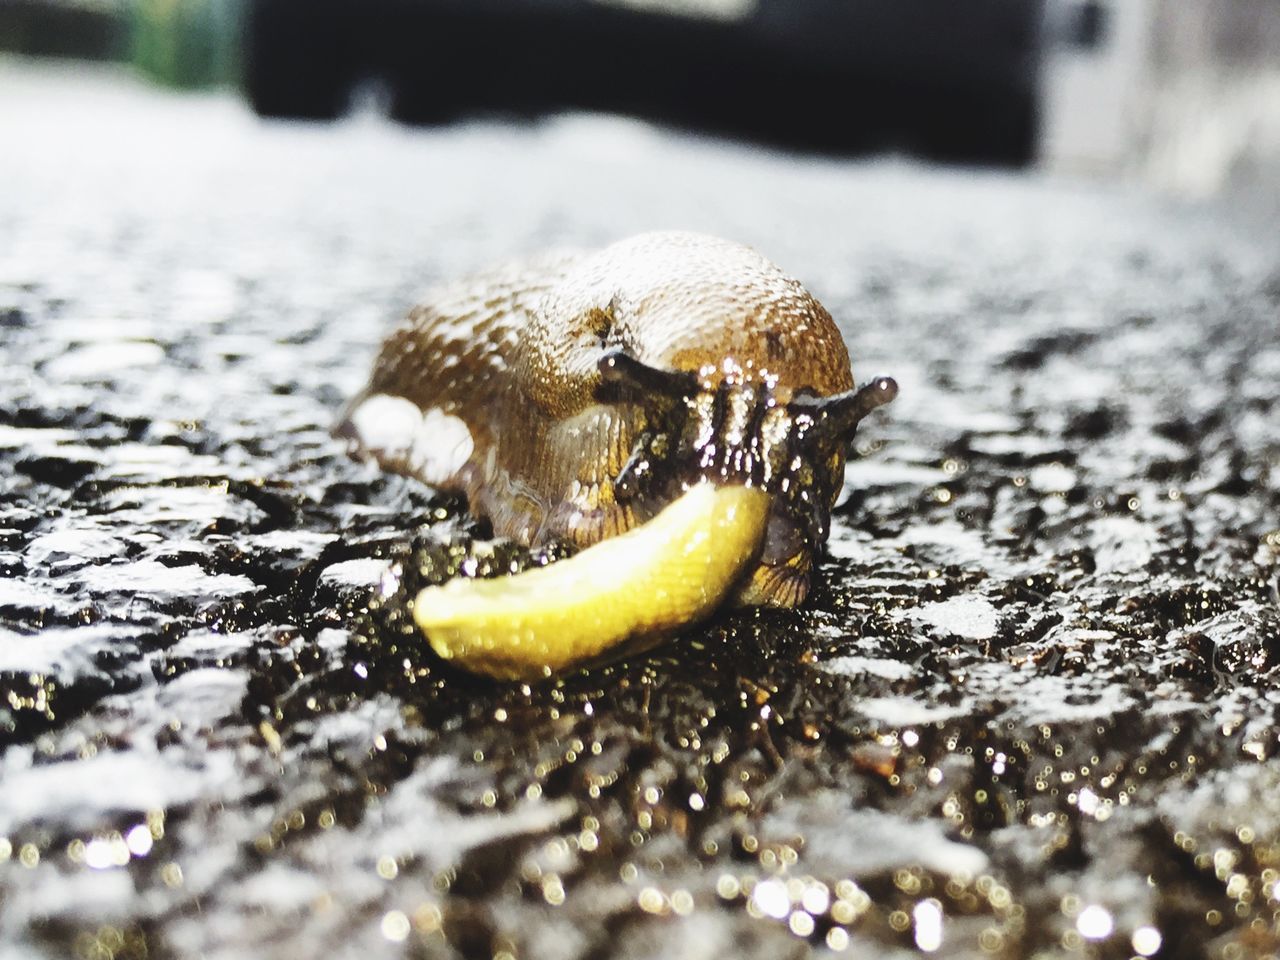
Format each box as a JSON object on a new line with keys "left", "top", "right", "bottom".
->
{"left": 790, "top": 376, "right": 900, "bottom": 446}
{"left": 340, "top": 230, "right": 897, "bottom": 673}
{"left": 597, "top": 350, "right": 699, "bottom": 406}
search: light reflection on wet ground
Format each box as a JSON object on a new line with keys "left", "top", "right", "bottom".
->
{"left": 2, "top": 61, "right": 1279, "bottom": 959}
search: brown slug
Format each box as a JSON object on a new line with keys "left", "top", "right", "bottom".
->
{"left": 338, "top": 231, "right": 896, "bottom": 673}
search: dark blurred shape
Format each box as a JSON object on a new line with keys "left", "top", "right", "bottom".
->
{"left": 243, "top": 0, "right": 1044, "bottom": 165}
{"left": 0, "top": 0, "right": 127, "bottom": 60}
{"left": 1045, "top": 0, "right": 1108, "bottom": 50}
{"left": 1072, "top": 0, "right": 1106, "bottom": 48}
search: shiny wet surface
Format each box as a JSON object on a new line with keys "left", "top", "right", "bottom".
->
{"left": 2, "top": 62, "right": 1279, "bottom": 960}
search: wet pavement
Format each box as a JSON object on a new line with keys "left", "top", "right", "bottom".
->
{"left": 2, "top": 61, "right": 1279, "bottom": 960}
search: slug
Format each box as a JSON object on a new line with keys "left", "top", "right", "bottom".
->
{"left": 339, "top": 231, "right": 896, "bottom": 675}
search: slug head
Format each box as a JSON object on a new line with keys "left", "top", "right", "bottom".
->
{"left": 597, "top": 350, "right": 897, "bottom": 607}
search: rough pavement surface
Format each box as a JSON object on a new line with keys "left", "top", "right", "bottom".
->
{"left": 2, "top": 63, "right": 1279, "bottom": 960}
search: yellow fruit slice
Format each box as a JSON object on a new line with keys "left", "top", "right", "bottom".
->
{"left": 413, "top": 483, "right": 770, "bottom": 680}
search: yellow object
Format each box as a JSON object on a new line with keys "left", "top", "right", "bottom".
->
{"left": 413, "top": 483, "right": 770, "bottom": 680}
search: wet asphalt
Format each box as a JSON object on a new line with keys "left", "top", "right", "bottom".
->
{"left": 1, "top": 61, "right": 1279, "bottom": 960}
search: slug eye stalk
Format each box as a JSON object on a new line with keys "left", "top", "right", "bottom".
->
{"left": 597, "top": 350, "right": 699, "bottom": 404}
{"left": 788, "top": 376, "right": 898, "bottom": 446}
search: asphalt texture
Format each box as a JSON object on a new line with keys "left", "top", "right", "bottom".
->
{"left": 2, "top": 62, "right": 1280, "bottom": 960}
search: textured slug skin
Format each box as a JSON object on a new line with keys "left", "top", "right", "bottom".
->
{"left": 338, "top": 231, "right": 860, "bottom": 610}
{"left": 413, "top": 483, "right": 769, "bottom": 681}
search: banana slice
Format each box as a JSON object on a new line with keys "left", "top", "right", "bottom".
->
{"left": 413, "top": 483, "right": 770, "bottom": 680}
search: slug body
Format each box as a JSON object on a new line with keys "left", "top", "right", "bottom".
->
{"left": 340, "top": 231, "right": 896, "bottom": 620}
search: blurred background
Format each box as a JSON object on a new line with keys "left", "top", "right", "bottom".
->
{"left": 3, "top": 0, "right": 1279, "bottom": 195}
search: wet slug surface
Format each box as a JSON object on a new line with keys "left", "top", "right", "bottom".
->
{"left": 2, "top": 65, "right": 1279, "bottom": 960}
